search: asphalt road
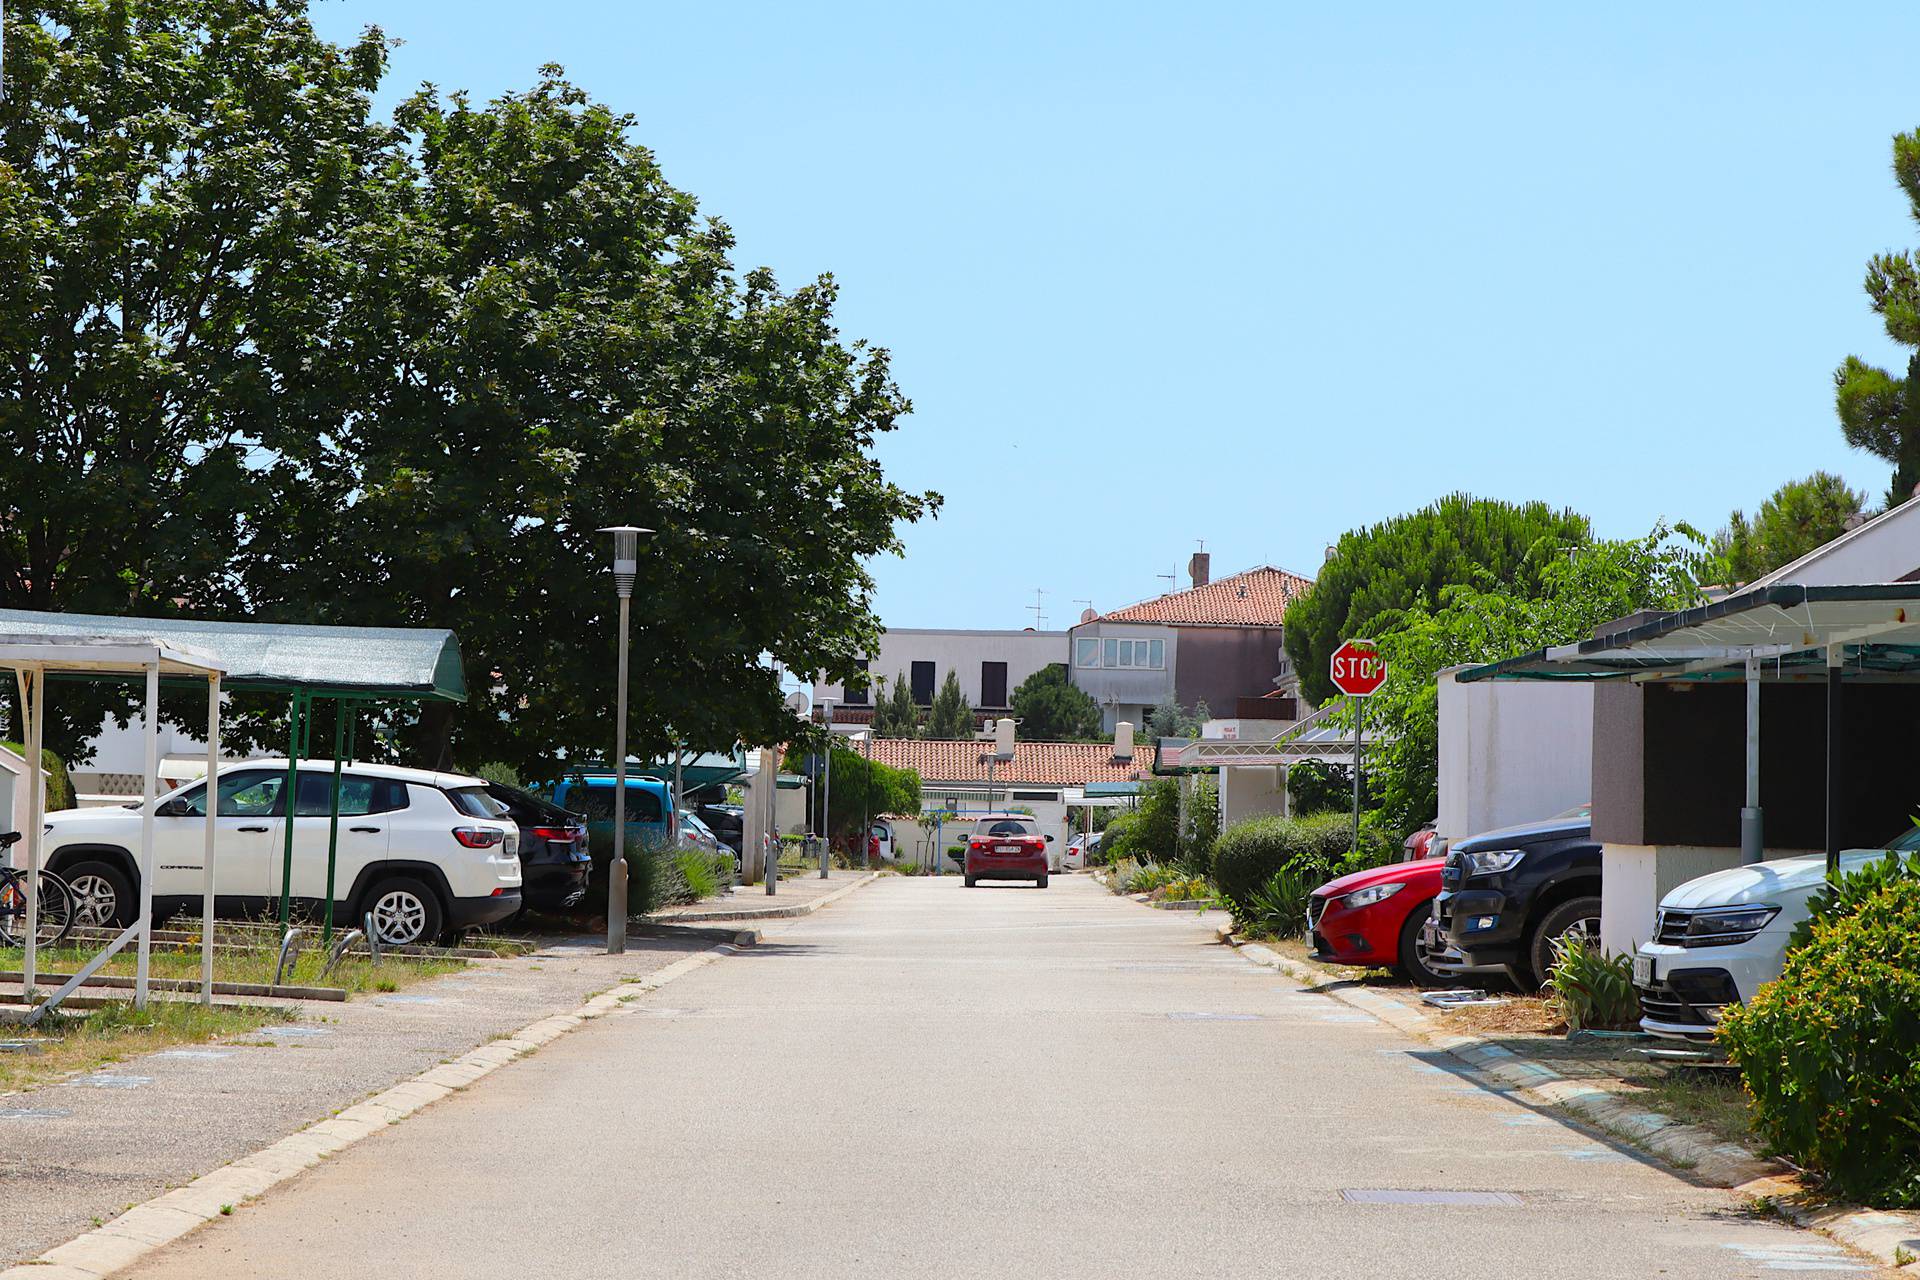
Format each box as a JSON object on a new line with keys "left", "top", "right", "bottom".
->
{"left": 124, "top": 876, "right": 1883, "bottom": 1279}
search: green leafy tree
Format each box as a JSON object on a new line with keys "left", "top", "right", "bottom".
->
{"left": 924, "top": 670, "right": 974, "bottom": 739}
{"left": 1284, "top": 495, "right": 1592, "bottom": 706}
{"left": 1355, "top": 523, "right": 1719, "bottom": 836}
{"left": 869, "top": 671, "right": 920, "bottom": 739}
{"left": 1719, "top": 472, "right": 1867, "bottom": 583}
{"left": 1146, "top": 695, "right": 1211, "bottom": 739}
{"left": 1009, "top": 663, "right": 1101, "bottom": 741}
{"left": 814, "top": 743, "right": 921, "bottom": 851}
{"left": 240, "top": 69, "right": 937, "bottom": 772}
{"left": 0, "top": 0, "right": 393, "bottom": 757}
{"left": 1836, "top": 129, "right": 1920, "bottom": 506}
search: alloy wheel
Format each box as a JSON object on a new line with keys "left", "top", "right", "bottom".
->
{"left": 372, "top": 890, "right": 427, "bottom": 945}
{"left": 1548, "top": 914, "right": 1602, "bottom": 961}
{"left": 69, "top": 874, "right": 118, "bottom": 928}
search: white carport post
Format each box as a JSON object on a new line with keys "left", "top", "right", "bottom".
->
{"left": 16, "top": 665, "right": 43, "bottom": 995}
{"left": 135, "top": 660, "right": 159, "bottom": 1008}
{"left": 1741, "top": 651, "right": 1763, "bottom": 865}
{"left": 201, "top": 673, "right": 220, "bottom": 1004}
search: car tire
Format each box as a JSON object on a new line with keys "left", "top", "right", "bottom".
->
{"left": 964, "top": 876, "right": 977, "bottom": 887}
{"left": 1396, "top": 903, "right": 1449, "bottom": 987}
{"left": 1524, "top": 895, "right": 1604, "bottom": 989}
{"left": 1035, "top": 874, "right": 1049, "bottom": 889}
{"left": 64, "top": 858, "right": 135, "bottom": 929}
{"left": 362, "top": 876, "right": 444, "bottom": 948}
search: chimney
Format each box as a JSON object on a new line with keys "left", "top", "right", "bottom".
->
{"left": 1113, "top": 719, "right": 1135, "bottom": 761}
{"left": 1188, "top": 550, "right": 1210, "bottom": 588}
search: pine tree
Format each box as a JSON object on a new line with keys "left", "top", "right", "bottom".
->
{"left": 1836, "top": 130, "right": 1920, "bottom": 506}
{"left": 924, "top": 671, "right": 975, "bottom": 739}
{"left": 870, "top": 671, "right": 920, "bottom": 738}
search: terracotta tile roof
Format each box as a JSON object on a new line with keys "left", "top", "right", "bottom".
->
{"left": 863, "top": 738, "right": 1155, "bottom": 786}
{"left": 1091, "top": 565, "right": 1314, "bottom": 627}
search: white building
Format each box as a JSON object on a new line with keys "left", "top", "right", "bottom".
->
{"left": 812, "top": 627, "right": 1068, "bottom": 723}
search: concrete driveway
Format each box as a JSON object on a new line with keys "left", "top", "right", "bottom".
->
{"left": 122, "top": 875, "right": 1883, "bottom": 1279}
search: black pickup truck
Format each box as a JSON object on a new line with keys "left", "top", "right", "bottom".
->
{"left": 1429, "top": 804, "right": 1599, "bottom": 988}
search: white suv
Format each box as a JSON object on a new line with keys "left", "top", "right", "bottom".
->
{"left": 37, "top": 759, "right": 521, "bottom": 946}
{"left": 1632, "top": 827, "right": 1920, "bottom": 1040}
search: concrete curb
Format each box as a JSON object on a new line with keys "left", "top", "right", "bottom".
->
{"left": 1218, "top": 926, "right": 1920, "bottom": 1273}
{"left": 637, "top": 870, "right": 881, "bottom": 923}
{"left": 0, "top": 943, "right": 742, "bottom": 1280}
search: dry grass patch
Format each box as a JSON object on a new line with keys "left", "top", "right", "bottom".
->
{"left": 3, "top": 943, "right": 463, "bottom": 996}
{"left": 0, "top": 999, "right": 291, "bottom": 1094}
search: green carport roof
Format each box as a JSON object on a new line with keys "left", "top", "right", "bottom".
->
{"left": 0, "top": 609, "right": 466, "bottom": 701}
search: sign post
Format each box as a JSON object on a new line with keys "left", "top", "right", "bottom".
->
{"left": 1329, "top": 639, "right": 1386, "bottom": 856}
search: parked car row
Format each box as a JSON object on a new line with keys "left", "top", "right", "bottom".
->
{"left": 1306, "top": 797, "right": 1917, "bottom": 1046}
{"left": 18, "top": 762, "right": 733, "bottom": 949}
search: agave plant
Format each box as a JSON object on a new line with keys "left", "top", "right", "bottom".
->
{"left": 1546, "top": 934, "right": 1641, "bottom": 1031}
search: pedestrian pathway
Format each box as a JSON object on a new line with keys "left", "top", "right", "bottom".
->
{"left": 0, "top": 933, "right": 706, "bottom": 1269}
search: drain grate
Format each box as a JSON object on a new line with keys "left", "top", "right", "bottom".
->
{"left": 1341, "top": 1189, "right": 1522, "bottom": 1207}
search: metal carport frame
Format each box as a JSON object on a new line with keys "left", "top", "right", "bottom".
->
{"left": 0, "top": 636, "right": 225, "bottom": 1018}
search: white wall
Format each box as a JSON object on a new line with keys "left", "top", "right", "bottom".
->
{"left": 1220, "top": 765, "right": 1287, "bottom": 826}
{"left": 72, "top": 710, "right": 243, "bottom": 794}
{"left": 814, "top": 627, "right": 1069, "bottom": 711}
{"left": 1436, "top": 668, "right": 1594, "bottom": 843}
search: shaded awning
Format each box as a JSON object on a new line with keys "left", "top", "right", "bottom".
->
{"left": 1154, "top": 701, "right": 1364, "bottom": 770}
{"left": 630, "top": 750, "right": 749, "bottom": 790}
{"left": 1456, "top": 583, "right": 1920, "bottom": 685}
{"left": 0, "top": 608, "right": 465, "bottom": 700}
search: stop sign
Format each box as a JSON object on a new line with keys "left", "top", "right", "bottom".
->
{"left": 1329, "top": 639, "right": 1386, "bottom": 697}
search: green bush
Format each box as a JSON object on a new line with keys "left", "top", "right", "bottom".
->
{"left": 1209, "top": 812, "right": 1390, "bottom": 928}
{"left": 1544, "top": 936, "right": 1640, "bottom": 1031}
{"left": 1237, "top": 865, "right": 1322, "bottom": 938}
{"left": 1718, "top": 875, "right": 1920, "bottom": 1206}
{"left": 1789, "top": 845, "right": 1920, "bottom": 950}
{"left": 4, "top": 742, "right": 74, "bottom": 811}
{"left": 1100, "top": 811, "right": 1142, "bottom": 862}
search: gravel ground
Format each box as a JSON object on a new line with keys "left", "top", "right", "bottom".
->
{"left": 0, "top": 931, "right": 708, "bottom": 1267}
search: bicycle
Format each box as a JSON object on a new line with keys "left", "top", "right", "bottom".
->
{"left": 0, "top": 832, "right": 78, "bottom": 948}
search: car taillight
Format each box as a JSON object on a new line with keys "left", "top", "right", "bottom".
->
{"left": 453, "top": 827, "right": 504, "bottom": 849}
{"left": 529, "top": 825, "right": 572, "bottom": 842}
{"left": 970, "top": 841, "right": 985, "bottom": 851}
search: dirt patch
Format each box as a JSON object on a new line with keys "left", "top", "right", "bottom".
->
{"left": 1436, "top": 997, "right": 1564, "bottom": 1037}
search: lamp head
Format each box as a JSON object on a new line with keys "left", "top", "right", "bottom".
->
{"left": 598, "top": 526, "right": 654, "bottom": 597}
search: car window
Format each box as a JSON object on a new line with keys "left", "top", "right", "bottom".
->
{"left": 294, "top": 773, "right": 408, "bottom": 817}
{"left": 573, "top": 784, "right": 663, "bottom": 824}
{"left": 445, "top": 785, "right": 510, "bottom": 819}
{"left": 173, "top": 768, "right": 287, "bottom": 818}
{"left": 1886, "top": 824, "right": 1920, "bottom": 851}
{"left": 974, "top": 819, "right": 1036, "bottom": 837}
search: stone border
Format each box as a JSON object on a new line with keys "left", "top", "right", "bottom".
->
{"left": 639, "top": 870, "right": 880, "bottom": 923}
{"left": 0, "top": 943, "right": 741, "bottom": 1280}
{"left": 1218, "top": 925, "right": 1920, "bottom": 1273}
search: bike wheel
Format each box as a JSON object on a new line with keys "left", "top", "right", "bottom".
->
{"left": 0, "top": 868, "right": 77, "bottom": 948}
{"left": 32, "top": 871, "right": 77, "bottom": 947}
{"left": 0, "top": 868, "right": 21, "bottom": 947}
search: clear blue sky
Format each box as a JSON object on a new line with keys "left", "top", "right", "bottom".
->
{"left": 312, "top": 0, "right": 1920, "bottom": 628}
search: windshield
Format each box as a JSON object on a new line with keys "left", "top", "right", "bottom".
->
{"left": 973, "top": 819, "right": 1036, "bottom": 837}
{"left": 1885, "top": 823, "right": 1920, "bottom": 851}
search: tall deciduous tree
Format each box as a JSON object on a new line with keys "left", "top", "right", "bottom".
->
{"left": 924, "top": 670, "right": 974, "bottom": 740}
{"left": 1283, "top": 494, "right": 1591, "bottom": 706}
{"left": 1009, "top": 664, "right": 1101, "bottom": 741}
{"left": 1836, "top": 130, "right": 1920, "bottom": 507}
{"left": 1719, "top": 472, "right": 1867, "bottom": 583}
{"left": 0, "top": 0, "right": 392, "bottom": 754}
{"left": 239, "top": 70, "right": 937, "bottom": 773}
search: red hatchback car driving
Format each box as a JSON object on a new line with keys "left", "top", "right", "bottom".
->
{"left": 1307, "top": 849, "right": 1448, "bottom": 985}
{"left": 963, "top": 815, "right": 1053, "bottom": 888}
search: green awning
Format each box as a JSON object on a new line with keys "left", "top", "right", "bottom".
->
{"left": 0, "top": 608, "right": 465, "bottom": 701}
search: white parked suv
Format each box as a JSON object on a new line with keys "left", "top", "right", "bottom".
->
{"left": 38, "top": 759, "right": 521, "bottom": 946}
{"left": 1632, "top": 826, "right": 1920, "bottom": 1040}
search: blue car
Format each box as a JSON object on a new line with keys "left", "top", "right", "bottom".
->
{"left": 547, "top": 775, "right": 678, "bottom": 856}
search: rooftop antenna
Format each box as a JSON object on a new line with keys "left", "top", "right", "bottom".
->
{"left": 1026, "top": 588, "right": 1048, "bottom": 630}
{"left": 1156, "top": 569, "right": 1176, "bottom": 593}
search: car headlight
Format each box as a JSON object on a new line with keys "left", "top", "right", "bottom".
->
{"left": 1683, "top": 905, "right": 1779, "bottom": 946}
{"left": 1462, "top": 848, "right": 1526, "bottom": 876}
{"left": 1342, "top": 882, "right": 1406, "bottom": 909}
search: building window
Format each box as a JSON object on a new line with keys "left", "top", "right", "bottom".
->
{"left": 910, "top": 661, "right": 936, "bottom": 705}
{"left": 1103, "top": 637, "right": 1118, "bottom": 668}
{"left": 980, "top": 661, "right": 1008, "bottom": 708}
{"left": 1080, "top": 636, "right": 1166, "bottom": 670}
{"left": 844, "top": 660, "right": 870, "bottom": 705}
{"left": 1075, "top": 637, "right": 1100, "bottom": 667}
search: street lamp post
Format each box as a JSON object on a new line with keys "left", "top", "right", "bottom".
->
{"left": 819, "top": 699, "right": 834, "bottom": 878}
{"left": 601, "top": 525, "right": 653, "bottom": 955}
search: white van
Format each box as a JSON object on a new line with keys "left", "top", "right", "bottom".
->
{"left": 1631, "top": 826, "right": 1920, "bottom": 1040}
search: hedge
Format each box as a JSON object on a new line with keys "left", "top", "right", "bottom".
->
{"left": 1718, "top": 874, "right": 1920, "bottom": 1205}
{"left": 1210, "top": 811, "right": 1388, "bottom": 924}
{"left": 4, "top": 742, "right": 74, "bottom": 812}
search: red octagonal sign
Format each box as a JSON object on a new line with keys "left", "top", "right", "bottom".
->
{"left": 1330, "top": 639, "right": 1386, "bottom": 698}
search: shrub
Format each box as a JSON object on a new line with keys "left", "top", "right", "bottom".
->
{"left": 1544, "top": 935, "right": 1640, "bottom": 1031}
{"left": 1718, "top": 875, "right": 1920, "bottom": 1206}
{"left": 1211, "top": 813, "right": 1379, "bottom": 920}
{"left": 1789, "top": 845, "right": 1920, "bottom": 950}
{"left": 1101, "top": 811, "right": 1142, "bottom": 862}
{"left": 5, "top": 743, "right": 74, "bottom": 811}
{"left": 1237, "top": 866, "right": 1322, "bottom": 938}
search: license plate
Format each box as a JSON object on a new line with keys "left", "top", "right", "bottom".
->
{"left": 1632, "top": 954, "right": 1653, "bottom": 987}
{"left": 995, "top": 844, "right": 1020, "bottom": 853}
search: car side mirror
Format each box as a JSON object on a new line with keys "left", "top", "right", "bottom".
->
{"left": 1045, "top": 833, "right": 1055, "bottom": 842}
{"left": 156, "top": 798, "right": 192, "bottom": 818}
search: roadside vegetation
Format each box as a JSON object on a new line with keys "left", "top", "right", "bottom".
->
{"left": 0, "top": 999, "right": 292, "bottom": 1095}
{"left": 3, "top": 942, "right": 465, "bottom": 996}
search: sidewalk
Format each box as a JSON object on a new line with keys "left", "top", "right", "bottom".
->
{"left": 0, "top": 932, "right": 709, "bottom": 1269}
{"left": 641, "top": 868, "right": 879, "bottom": 923}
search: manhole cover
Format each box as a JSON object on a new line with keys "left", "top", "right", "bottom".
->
{"left": 1166, "top": 1011, "right": 1259, "bottom": 1021}
{"left": 62, "top": 1073, "right": 151, "bottom": 1089}
{"left": 1341, "top": 1189, "right": 1522, "bottom": 1207}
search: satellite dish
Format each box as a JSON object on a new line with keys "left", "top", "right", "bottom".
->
{"left": 784, "top": 690, "right": 811, "bottom": 715}
{"left": 1079, "top": 607, "right": 1097, "bottom": 624}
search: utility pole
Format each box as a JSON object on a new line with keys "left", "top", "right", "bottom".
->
{"left": 600, "top": 526, "right": 653, "bottom": 954}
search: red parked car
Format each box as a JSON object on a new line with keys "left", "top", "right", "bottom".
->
{"left": 1307, "top": 850, "right": 1448, "bottom": 985}
{"left": 963, "top": 815, "right": 1053, "bottom": 888}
